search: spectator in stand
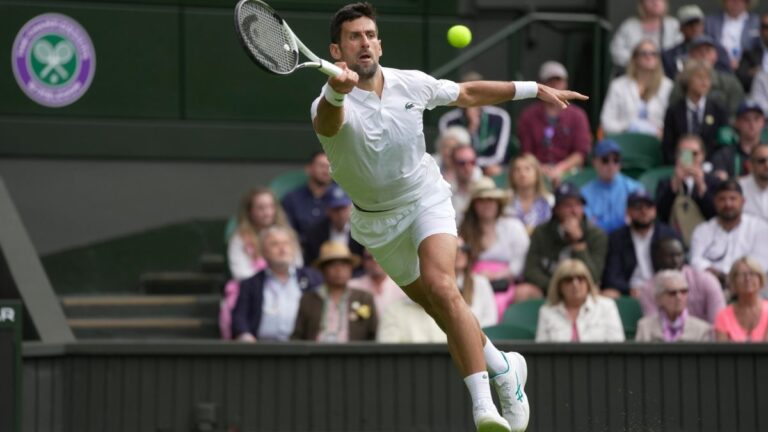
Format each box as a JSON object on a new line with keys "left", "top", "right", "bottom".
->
{"left": 535, "top": 259, "right": 625, "bottom": 342}
{"left": 749, "top": 69, "right": 768, "bottom": 113}
{"left": 602, "top": 190, "right": 680, "bottom": 298}
{"left": 377, "top": 297, "right": 447, "bottom": 343}
{"left": 736, "top": 12, "right": 768, "bottom": 91}
{"left": 523, "top": 183, "right": 608, "bottom": 295}
{"left": 458, "top": 177, "right": 531, "bottom": 311}
{"left": 740, "top": 143, "right": 768, "bottom": 221}
{"left": 610, "top": 0, "right": 682, "bottom": 69}
{"left": 705, "top": 0, "right": 760, "bottom": 71}
{"left": 663, "top": 5, "right": 732, "bottom": 79}
{"left": 231, "top": 226, "right": 323, "bottom": 342}
{"left": 438, "top": 71, "right": 511, "bottom": 176}
{"left": 456, "top": 237, "right": 498, "bottom": 327}
{"left": 714, "top": 256, "right": 768, "bottom": 341}
{"left": 517, "top": 61, "right": 592, "bottom": 187}
{"left": 581, "top": 139, "right": 643, "bottom": 233}
{"left": 503, "top": 153, "right": 554, "bottom": 234}
{"left": 451, "top": 145, "right": 479, "bottom": 224}
{"left": 638, "top": 237, "right": 725, "bottom": 323}
{"left": 669, "top": 36, "right": 745, "bottom": 118}
{"left": 281, "top": 151, "right": 335, "bottom": 242}
{"left": 432, "top": 125, "right": 480, "bottom": 185}
{"left": 601, "top": 40, "right": 673, "bottom": 138}
{"left": 349, "top": 249, "right": 406, "bottom": 318}
{"left": 635, "top": 270, "right": 712, "bottom": 342}
{"left": 292, "top": 242, "right": 377, "bottom": 342}
{"left": 690, "top": 179, "right": 768, "bottom": 286}
{"left": 662, "top": 59, "right": 729, "bottom": 164}
{"left": 710, "top": 100, "right": 765, "bottom": 180}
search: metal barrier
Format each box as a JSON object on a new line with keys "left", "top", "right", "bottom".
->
{"left": 1, "top": 301, "right": 22, "bottom": 432}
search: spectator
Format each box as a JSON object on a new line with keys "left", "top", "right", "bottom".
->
{"left": 302, "top": 184, "right": 364, "bottom": 275}
{"left": 535, "top": 259, "right": 625, "bottom": 342}
{"left": 740, "top": 143, "right": 768, "bottom": 220}
{"left": 292, "top": 241, "right": 377, "bottom": 342}
{"left": 523, "top": 183, "right": 608, "bottom": 294}
{"left": 690, "top": 179, "right": 768, "bottom": 285}
{"left": 602, "top": 190, "right": 680, "bottom": 298}
{"left": 281, "top": 151, "right": 335, "bottom": 242}
{"left": 714, "top": 256, "right": 768, "bottom": 341}
{"left": 610, "top": 0, "right": 682, "bottom": 69}
{"left": 517, "top": 61, "right": 592, "bottom": 186}
{"left": 458, "top": 177, "right": 531, "bottom": 308}
{"left": 705, "top": 0, "right": 760, "bottom": 70}
{"left": 601, "top": 40, "right": 673, "bottom": 137}
{"left": 736, "top": 12, "right": 768, "bottom": 91}
{"left": 503, "top": 153, "right": 554, "bottom": 234}
{"left": 635, "top": 270, "right": 712, "bottom": 341}
{"left": 656, "top": 134, "right": 721, "bottom": 245}
{"left": 377, "top": 297, "right": 447, "bottom": 343}
{"left": 663, "top": 5, "right": 732, "bottom": 79}
{"left": 451, "top": 144, "right": 479, "bottom": 224}
{"left": 581, "top": 139, "right": 643, "bottom": 233}
{"left": 438, "top": 71, "right": 511, "bottom": 176}
{"left": 231, "top": 226, "right": 323, "bottom": 342}
{"left": 669, "top": 36, "right": 746, "bottom": 118}
{"left": 749, "top": 69, "right": 768, "bottom": 113}
{"left": 432, "top": 125, "right": 480, "bottom": 184}
{"left": 710, "top": 100, "right": 765, "bottom": 179}
{"left": 663, "top": 59, "right": 730, "bottom": 163}
{"left": 638, "top": 237, "right": 725, "bottom": 323}
{"left": 456, "top": 237, "right": 498, "bottom": 327}
{"left": 349, "top": 249, "right": 407, "bottom": 318}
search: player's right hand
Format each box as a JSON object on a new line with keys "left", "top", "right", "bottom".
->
{"left": 329, "top": 62, "right": 359, "bottom": 94}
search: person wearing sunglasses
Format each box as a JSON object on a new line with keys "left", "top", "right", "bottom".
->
{"left": 581, "top": 139, "right": 643, "bottom": 233}
{"left": 450, "top": 144, "right": 480, "bottom": 225}
{"left": 714, "top": 256, "right": 768, "bottom": 341}
{"left": 636, "top": 269, "right": 712, "bottom": 341}
{"left": 710, "top": 100, "right": 765, "bottom": 180}
{"left": 740, "top": 143, "right": 768, "bottom": 221}
{"left": 610, "top": 0, "right": 682, "bottom": 70}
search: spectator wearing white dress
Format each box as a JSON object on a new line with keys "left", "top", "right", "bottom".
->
{"left": 611, "top": 0, "right": 683, "bottom": 69}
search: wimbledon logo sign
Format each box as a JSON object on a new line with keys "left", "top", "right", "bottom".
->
{"left": 11, "top": 13, "right": 96, "bottom": 107}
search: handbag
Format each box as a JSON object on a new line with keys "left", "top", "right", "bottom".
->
{"left": 669, "top": 189, "right": 705, "bottom": 248}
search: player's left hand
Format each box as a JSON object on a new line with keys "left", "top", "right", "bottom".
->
{"left": 536, "top": 84, "right": 588, "bottom": 110}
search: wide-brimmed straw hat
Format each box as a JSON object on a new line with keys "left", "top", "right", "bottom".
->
{"left": 469, "top": 176, "right": 508, "bottom": 204}
{"left": 312, "top": 241, "right": 361, "bottom": 268}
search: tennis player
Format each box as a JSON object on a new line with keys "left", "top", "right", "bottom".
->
{"left": 311, "top": 3, "right": 588, "bottom": 431}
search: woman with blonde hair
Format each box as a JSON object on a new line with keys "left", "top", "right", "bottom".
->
{"left": 601, "top": 39, "right": 673, "bottom": 137}
{"left": 714, "top": 256, "right": 768, "bottom": 342}
{"left": 610, "top": 0, "right": 682, "bottom": 68}
{"left": 535, "top": 259, "right": 625, "bottom": 342}
{"left": 504, "top": 153, "right": 554, "bottom": 234}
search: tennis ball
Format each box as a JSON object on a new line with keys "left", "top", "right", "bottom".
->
{"left": 447, "top": 25, "right": 472, "bottom": 48}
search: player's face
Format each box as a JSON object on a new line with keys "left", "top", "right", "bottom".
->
{"left": 332, "top": 17, "right": 382, "bottom": 79}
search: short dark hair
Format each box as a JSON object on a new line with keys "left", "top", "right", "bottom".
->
{"left": 330, "top": 2, "right": 377, "bottom": 44}
{"left": 713, "top": 178, "right": 743, "bottom": 196}
{"left": 307, "top": 149, "right": 326, "bottom": 164}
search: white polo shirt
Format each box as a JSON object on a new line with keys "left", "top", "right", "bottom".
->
{"left": 740, "top": 175, "right": 768, "bottom": 222}
{"left": 311, "top": 67, "right": 460, "bottom": 212}
{"left": 690, "top": 213, "right": 768, "bottom": 274}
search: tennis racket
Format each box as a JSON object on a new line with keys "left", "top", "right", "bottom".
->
{"left": 234, "top": 0, "right": 342, "bottom": 77}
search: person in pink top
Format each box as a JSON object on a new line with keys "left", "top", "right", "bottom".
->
{"left": 714, "top": 256, "right": 768, "bottom": 342}
{"left": 348, "top": 249, "right": 406, "bottom": 318}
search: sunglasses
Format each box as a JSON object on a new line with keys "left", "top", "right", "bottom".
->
{"left": 600, "top": 155, "right": 621, "bottom": 165}
{"left": 664, "top": 288, "right": 689, "bottom": 297}
{"left": 455, "top": 159, "right": 476, "bottom": 167}
{"left": 752, "top": 157, "right": 768, "bottom": 165}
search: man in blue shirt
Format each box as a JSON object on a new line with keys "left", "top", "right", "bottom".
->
{"left": 581, "top": 139, "right": 643, "bottom": 232}
{"left": 281, "top": 150, "right": 335, "bottom": 242}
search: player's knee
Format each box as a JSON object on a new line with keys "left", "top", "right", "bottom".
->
{"left": 424, "top": 275, "right": 463, "bottom": 315}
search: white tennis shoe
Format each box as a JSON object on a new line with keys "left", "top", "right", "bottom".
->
{"left": 491, "top": 352, "right": 530, "bottom": 432}
{"left": 473, "top": 403, "right": 511, "bottom": 432}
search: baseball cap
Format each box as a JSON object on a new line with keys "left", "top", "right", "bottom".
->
{"left": 677, "top": 5, "right": 704, "bottom": 25}
{"left": 323, "top": 185, "right": 352, "bottom": 209}
{"left": 539, "top": 61, "right": 568, "bottom": 82}
{"left": 554, "top": 182, "right": 586, "bottom": 207}
{"left": 594, "top": 139, "right": 622, "bottom": 158}
{"left": 736, "top": 100, "right": 764, "bottom": 117}
{"left": 627, "top": 190, "right": 655, "bottom": 206}
{"left": 689, "top": 34, "right": 717, "bottom": 51}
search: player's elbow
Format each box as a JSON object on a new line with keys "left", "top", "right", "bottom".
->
{"left": 313, "top": 117, "right": 341, "bottom": 138}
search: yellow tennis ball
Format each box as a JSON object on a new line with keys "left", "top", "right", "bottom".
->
{"left": 447, "top": 25, "right": 472, "bottom": 48}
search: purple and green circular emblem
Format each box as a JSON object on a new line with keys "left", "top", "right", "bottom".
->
{"left": 11, "top": 13, "right": 96, "bottom": 108}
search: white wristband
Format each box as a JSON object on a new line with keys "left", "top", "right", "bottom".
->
{"left": 512, "top": 81, "right": 539, "bottom": 100}
{"left": 324, "top": 86, "right": 345, "bottom": 107}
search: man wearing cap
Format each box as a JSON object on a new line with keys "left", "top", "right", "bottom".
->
{"left": 302, "top": 184, "right": 364, "bottom": 274}
{"left": 292, "top": 241, "right": 378, "bottom": 342}
{"left": 580, "top": 139, "right": 643, "bottom": 233}
{"left": 523, "top": 182, "right": 607, "bottom": 295}
{"left": 602, "top": 190, "right": 680, "bottom": 298}
{"left": 736, "top": 13, "right": 768, "bottom": 91}
{"left": 668, "top": 35, "right": 745, "bottom": 117}
{"left": 740, "top": 143, "right": 768, "bottom": 220}
{"left": 710, "top": 100, "right": 766, "bottom": 179}
{"left": 690, "top": 178, "right": 768, "bottom": 285}
{"left": 704, "top": 0, "right": 760, "bottom": 70}
{"left": 517, "top": 61, "right": 592, "bottom": 187}
{"left": 663, "top": 5, "right": 732, "bottom": 79}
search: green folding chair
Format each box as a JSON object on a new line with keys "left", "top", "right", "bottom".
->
{"left": 606, "top": 133, "right": 663, "bottom": 178}
{"left": 482, "top": 323, "right": 536, "bottom": 341}
{"left": 269, "top": 170, "right": 308, "bottom": 200}
{"left": 561, "top": 167, "right": 596, "bottom": 188}
{"left": 614, "top": 296, "right": 643, "bottom": 340}
{"left": 637, "top": 166, "right": 674, "bottom": 199}
{"left": 500, "top": 298, "right": 545, "bottom": 337}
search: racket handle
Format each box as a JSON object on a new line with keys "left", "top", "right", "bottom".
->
{"left": 318, "top": 60, "right": 343, "bottom": 77}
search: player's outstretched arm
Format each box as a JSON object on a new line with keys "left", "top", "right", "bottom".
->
{"left": 313, "top": 62, "right": 359, "bottom": 137}
{"left": 451, "top": 80, "right": 588, "bottom": 109}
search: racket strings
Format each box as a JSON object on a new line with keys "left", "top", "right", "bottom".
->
{"left": 237, "top": 2, "right": 298, "bottom": 74}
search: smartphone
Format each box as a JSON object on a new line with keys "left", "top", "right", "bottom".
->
{"left": 679, "top": 149, "right": 693, "bottom": 167}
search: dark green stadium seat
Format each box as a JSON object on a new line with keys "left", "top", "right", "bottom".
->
{"left": 482, "top": 323, "right": 535, "bottom": 341}
{"left": 492, "top": 168, "right": 508, "bottom": 188}
{"left": 269, "top": 170, "right": 308, "bottom": 200}
{"left": 501, "top": 298, "right": 545, "bottom": 336}
{"left": 561, "top": 167, "right": 596, "bottom": 187}
{"left": 606, "top": 133, "right": 662, "bottom": 175}
{"left": 638, "top": 166, "right": 674, "bottom": 199}
{"left": 614, "top": 296, "right": 643, "bottom": 340}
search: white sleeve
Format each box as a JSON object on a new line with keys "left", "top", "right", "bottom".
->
{"left": 534, "top": 306, "right": 553, "bottom": 342}
{"left": 689, "top": 224, "right": 713, "bottom": 271}
{"left": 604, "top": 299, "right": 626, "bottom": 342}
{"left": 471, "top": 275, "right": 499, "bottom": 327}
{"left": 506, "top": 218, "right": 530, "bottom": 277}
{"left": 413, "top": 70, "right": 460, "bottom": 110}
{"left": 227, "top": 234, "right": 256, "bottom": 281}
{"left": 599, "top": 79, "right": 628, "bottom": 135}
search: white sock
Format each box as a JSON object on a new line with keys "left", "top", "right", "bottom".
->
{"left": 483, "top": 338, "right": 509, "bottom": 377}
{"left": 463, "top": 371, "right": 494, "bottom": 408}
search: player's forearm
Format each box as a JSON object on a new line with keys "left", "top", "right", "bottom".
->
{"left": 313, "top": 99, "right": 344, "bottom": 137}
{"left": 453, "top": 80, "right": 538, "bottom": 107}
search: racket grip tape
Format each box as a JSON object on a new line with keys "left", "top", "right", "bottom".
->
{"left": 318, "top": 60, "right": 343, "bottom": 77}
